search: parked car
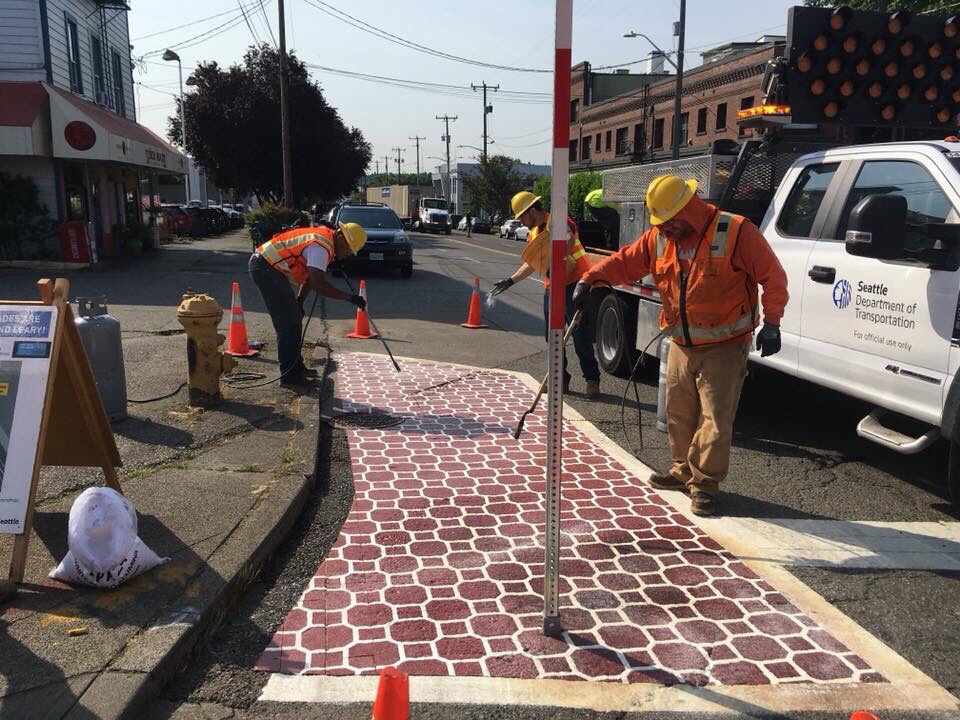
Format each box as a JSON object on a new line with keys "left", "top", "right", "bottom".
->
{"left": 182, "top": 206, "right": 209, "bottom": 237}
{"left": 327, "top": 202, "right": 413, "bottom": 278}
{"left": 449, "top": 214, "right": 463, "bottom": 231}
{"left": 201, "top": 207, "right": 227, "bottom": 235}
{"left": 515, "top": 225, "right": 530, "bottom": 241}
{"left": 471, "top": 218, "right": 491, "bottom": 234}
{"left": 161, "top": 205, "right": 192, "bottom": 235}
{"left": 499, "top": 219, "right": 521, "bottom": 238}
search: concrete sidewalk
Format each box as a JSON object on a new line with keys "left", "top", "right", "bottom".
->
{"left": 0, "top": 230, "right": 325, "bottom": 719}
{"left": 255, "top": 352, "right": 959, "bottom": 716}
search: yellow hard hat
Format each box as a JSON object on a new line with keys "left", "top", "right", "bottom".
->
{"left": 511, "top": 190, "right": 541, "bottom": 219}
{"left": 338, "top": 222, "right": 367, "bottom": 255}
{"left": 646, "top": 175, "right": 698, "bottom": 225}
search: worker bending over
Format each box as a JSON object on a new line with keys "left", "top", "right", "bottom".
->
{"left": 573, "top": 175, "right": 788, "bottom": 516}
{"left": 249, "top": 221, "right": 367, "bottom": 387}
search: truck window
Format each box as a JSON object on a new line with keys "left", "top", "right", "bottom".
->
{"left": 775, "top": 163, "right": 839, "bottom": 238}
{"left": 837, "top": 160, "right": 954, "bottom": 252}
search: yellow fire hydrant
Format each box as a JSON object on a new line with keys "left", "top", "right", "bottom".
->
{"left": 176, "top": 290, "right": 237, "bottom": 406}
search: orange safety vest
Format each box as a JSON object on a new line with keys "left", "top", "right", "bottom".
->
{"left": 528, "top": 214, "right": 591, "bottom": 287}
{"left": 257, "top": 226, "right": 336, "bottom": 285}
{"left": 651, "top": 210, "right": 758, "bottom": 346}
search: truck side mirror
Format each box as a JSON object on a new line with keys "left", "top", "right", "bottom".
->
{"left": 845, "top": 194, "right": 906, "bottom": 260}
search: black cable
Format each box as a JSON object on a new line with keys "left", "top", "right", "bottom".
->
{"left": 128, "top": 381, "right": 188, "bottom": 404}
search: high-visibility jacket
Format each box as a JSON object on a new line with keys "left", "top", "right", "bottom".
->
{"left": 651, "top": 211, "right": 758, "bottom": 345}
{"left": 528, "top": 214, "right": 591, "bottom": 287}
{"left": 582, "top": 201, "right": 788, "bottom": 347}
{"left": 257, "top": 226, "right": 336, "bottom": 285}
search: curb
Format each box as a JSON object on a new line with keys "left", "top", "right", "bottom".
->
{"left": 65, "top": 395, "right": 320, "bottom": 720}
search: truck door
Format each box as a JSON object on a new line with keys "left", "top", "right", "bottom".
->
{"left": 754, "top": 160, "right": 841, "bottom": 375}
{"left": 799, "top": 156, "right": 957, "bottom": 425}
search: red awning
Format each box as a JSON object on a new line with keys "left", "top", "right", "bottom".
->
{"left": 45, "top": 83, "right": 187, "bottom": 173}
{"left": 0, "top": 82, "right": 46, "bottom": 127}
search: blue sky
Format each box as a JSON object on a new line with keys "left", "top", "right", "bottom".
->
{"left": 129, "top": 1, "right": 797, "bottom": 171}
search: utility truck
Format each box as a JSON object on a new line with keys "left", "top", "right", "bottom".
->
{"left": 416, "top": 197, "right": 451, "bottom": 234}
{"left": 365, "top": 185, "right": 433, "bottom": 228}
{"left": 584, "top": 5, "right": 960, "bottom": 503}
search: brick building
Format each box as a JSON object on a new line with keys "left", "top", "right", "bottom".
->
{"left": 569, "top": 38, "right": 786, "bottom": 172}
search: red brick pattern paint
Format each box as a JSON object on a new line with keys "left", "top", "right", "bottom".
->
{"left": 255, "top": 354, "right": 883, "bottom": 686}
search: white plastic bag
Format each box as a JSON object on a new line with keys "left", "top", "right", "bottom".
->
{"left": 50, "top": 487, "right": 166, "bottom": 588}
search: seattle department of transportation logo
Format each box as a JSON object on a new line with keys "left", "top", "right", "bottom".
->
{"left": 832, "top": 279, "right": 852, "bottom": 309}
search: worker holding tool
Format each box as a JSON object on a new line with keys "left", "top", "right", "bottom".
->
{"left": 248, "top": 222, "right": 367, "bottom": 387}
{"left": 490, "top": 191, "right": 602, "bottom": 398}
{"left": 572, "top": 175, "right": 788, "bottom": 516}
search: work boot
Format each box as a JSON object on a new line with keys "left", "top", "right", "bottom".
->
{"left": 690, "top": 491, "right": 716, "bottom": 517}
{"left": 585, "top": 381, "right": 600, "bottom": 398}
{"left": 649, "top": 471, "right": 688, "bottom": 492}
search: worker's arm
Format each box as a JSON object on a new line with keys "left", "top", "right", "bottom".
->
{"left": 580, "top": 229, "right": 655, "bottom": 288}
{"left": 509, "top": 262, "right": 536, "bottom": 284}
{"left": 306, "top": 267, "right": 353, "bottom": 302}
{"left": 732, "top": 221, "right": 789, "bottom": 325}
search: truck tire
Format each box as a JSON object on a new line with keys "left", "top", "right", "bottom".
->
{"left": 595, "top": 293, "right": 637, "bottom": 379}
{"left": 949, "top": 439, "right": 960, "bottom": 506}
{"left": 445, "top": 228, "right": 451, "bottom": 235}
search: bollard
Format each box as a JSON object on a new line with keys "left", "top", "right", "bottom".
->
{"left": 656, "top": 337, "right": 670, "bottom": 433}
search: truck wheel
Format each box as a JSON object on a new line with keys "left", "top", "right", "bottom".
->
{"left": 595, "top": 293, "right": 637, "bottom": 379}
{"left": 949, "top": 439, "right": 960, "bottom": 505}
{"left": 445, "top": 228, "right": 451, "bottom": 235}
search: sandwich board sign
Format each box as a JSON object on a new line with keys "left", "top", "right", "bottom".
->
{"left": 0, "top": 278, "right": 122, "bottom": 583}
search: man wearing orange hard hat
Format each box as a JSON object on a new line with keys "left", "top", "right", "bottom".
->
{"left": 573, "top": 175, "right": 788, "bottom": 516}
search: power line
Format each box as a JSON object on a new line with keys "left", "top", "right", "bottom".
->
{"left": 258, "top": 0, "right": 277, "bottom": 45}
{"left": 237, "top": 0, "right": 262, "bottom": 45}
{"left": 130, "top": 6, "right": 241, "bottom": 42}
{"left": 137, "top": 0, "right": 272, "bottom": 59}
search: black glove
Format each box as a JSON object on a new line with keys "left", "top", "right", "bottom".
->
{"left": 491, "top": 278, "right": 514, "bottom": 296}
{"left": 347, "top": 293, "right": 366, "bottom": 310}
{"left": 756, "top": 322, "right": 781, "bottom": 357}
{"left": 571, "top": 281, "right": 592, "bottom": 311}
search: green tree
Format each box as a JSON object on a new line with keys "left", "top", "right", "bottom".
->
{"left": 803, "top": 0, "right": 956, "bottom": 11}
{"left": 365, "top": 172, "right": 432, "bottom": 187}
{"left": 530, "top": 172, "right": 602, "bottom": 222}
{"left": 168, "top": 45, "right": 371, "bottom": 206}
{"left": 461, "top": 155, "right": 542, "bottom": 218}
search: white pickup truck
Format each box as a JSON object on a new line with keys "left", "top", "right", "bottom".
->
{"left": 592, "top": 139, "right": 960, "bottom": 503}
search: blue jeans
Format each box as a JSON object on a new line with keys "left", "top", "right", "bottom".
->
{"left": 249, "top": 253, "right": 305, "bottom": 380}
{"left": 543, "top": 283, "right": 601, "bottom": 385}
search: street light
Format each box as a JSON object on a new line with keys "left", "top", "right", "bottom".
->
{"left": 457, "top": 143, "right": 491, "bottom": 153}
{"left": 162, "top": 48, "right": 190, "bottom": 203}
{"left": 622, "top": 31, "right": 679, "bottom": 70}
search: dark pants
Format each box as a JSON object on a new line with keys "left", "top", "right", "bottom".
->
{"left": 248, "top": 253, "right": 305, "bottom": 380}
{"left": 543, "top": 282, "right": 601, "bottom": 386}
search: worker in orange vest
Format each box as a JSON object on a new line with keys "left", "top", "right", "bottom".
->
{"left": 490, "top": 191, "right": 601, "bottom": 397}
{"left": 573, "top": 175, "right": 788, "bottom": 516}
{"left": 249, "top": 221, "right": 367, "bottom": 387}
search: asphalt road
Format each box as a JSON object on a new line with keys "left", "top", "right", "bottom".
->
{"left": 157, "top": 229, "right": 960, "bottom": 719}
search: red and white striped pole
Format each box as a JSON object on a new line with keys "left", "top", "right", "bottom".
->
{"left": 542, "top": 0, "right": 572, "bottom": 638}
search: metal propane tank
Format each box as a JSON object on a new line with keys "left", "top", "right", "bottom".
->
{"left": 74, "top": 297, "right": 128, "bottom": 422}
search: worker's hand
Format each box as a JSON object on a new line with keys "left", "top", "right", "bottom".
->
{"left": 491, "top": 278, "right": 514, "bottom": 296}
{"left": 347, "top": 293, "right": 366, "bottom": 311}
{"left": 571, "top": 281, "right": 592, "bottom": 311}
{"left": 756, "top": 322, "right": 781, "bottom": 357}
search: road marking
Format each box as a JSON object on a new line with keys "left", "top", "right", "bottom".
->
{"left": 432, "top": 236, "right": 522, "bottom": 258}
{"left": 699, "top": 518, "right": 960, "bottom": 570}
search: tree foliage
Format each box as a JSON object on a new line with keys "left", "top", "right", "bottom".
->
{"left": 803, "top": 0, "right": 956, "bottom": 11}
{"left": 0, "top": 172, "right": 55, "bottom": 260}
{"left": 366, "top": 172, "right": 432, "bottom": 187}
{"left": 531, "top": 172, "right": 602, "bottom": 222}
{"left": 461, "top": 155, "right": 543, "bottom": 217}
{"left": 168, "top": 45, "right": 371, "bottom": 206}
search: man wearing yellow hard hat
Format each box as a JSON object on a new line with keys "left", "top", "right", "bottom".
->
{"left": 249, "top": 220, "right": 367, "bottom": 387}
{"left": 572, "top": 175, "right": 788, "bottom": 516}
{"left": 490, "top": 190, "right": 601, "bottom": 397}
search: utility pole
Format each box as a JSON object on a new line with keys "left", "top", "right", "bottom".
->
{"left": 409, "top": 135, "right": 425, "bottom": 184}
{"left": 384, "top": 155, "right": 390, "bottom": 183}
{"left": 278, "top": 0, "right": 293, "bottom": 205}
{"left": 672, "top": 0, "right": 686, "bottom": 161}
{"left": 471, "top": 82, "right": 498, "bottom": 160}
{"left": 375, "top": 159, "right": 379, "bottom": 175}
{"left": 436, "top": 115, "right": 457, "bottom": 199}
{"left": 391, "top": 146, "right": 405, "bottom": 185}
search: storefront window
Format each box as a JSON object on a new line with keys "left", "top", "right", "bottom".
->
{"left": 63, "top": 165, "right": 88, "bottom": 221}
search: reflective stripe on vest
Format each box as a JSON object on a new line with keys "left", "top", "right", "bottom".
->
{"left": 651, "top": 211, "right": 757, "bottom": 346}
{"left": 258, "top": 228, "right": 335, "bottom": 285}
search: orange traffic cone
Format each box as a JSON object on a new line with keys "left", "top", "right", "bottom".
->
{"left": 460, "top": 276, "right": 488, "bottom": 329}
{"left": 225, "top": 281, "right": 259, "bottom": 356}
{"left": 346, "top": 279, "right": 378, "bottom": 339}
{"left": 372, "top": 666, "right": 409, "bottom": 720}
{"left": 850, "top": 713, "right": 880, "bottom": 720}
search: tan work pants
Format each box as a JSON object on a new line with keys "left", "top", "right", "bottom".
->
{"left": 665, "top": 339, "right": 749, "bottom": 496}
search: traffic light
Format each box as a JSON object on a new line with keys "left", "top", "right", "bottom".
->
{"left": 785, "top": 5, "right": 960, "bottom": 127}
